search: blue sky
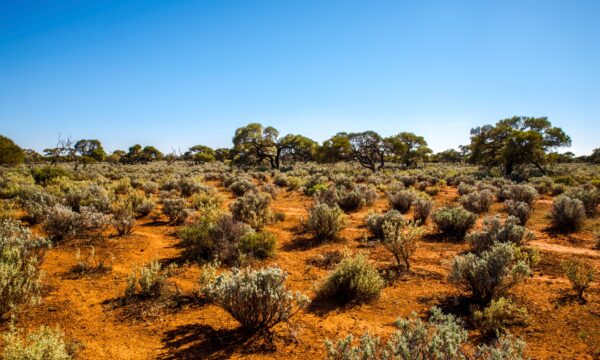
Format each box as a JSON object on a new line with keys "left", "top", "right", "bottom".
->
{"left": 1, "top": 0, "right": 598, "bottom": 155}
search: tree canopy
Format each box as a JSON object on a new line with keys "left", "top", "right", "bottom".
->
{"left": 467, "top": 116, "right": 571, "bottom": 175}
{"left": 0, "top": 135, "right": 24, "bottom": 167}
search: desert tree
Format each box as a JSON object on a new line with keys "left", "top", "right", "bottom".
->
{"left": 185, "top": 145, "right": 216, "bottom": 164}
{"left": 0, "top": 135, "right": 24, "bottom": 167}
{"left": 74, "top": 139, "right": 106, "bottom": 167}
{"left": 467, "top": 116, "right": 571, "bottom": 176}
{"left": 386, "top": 132, "right": 432, "bottom": 167}
{"left": 320, "top": 131, "right": 387, "bottom": 172}
{"left": 232, "top": 123, "right": 316, "bottom": 169}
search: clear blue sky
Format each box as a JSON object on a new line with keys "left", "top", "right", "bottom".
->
{"left": 1, "top": 0, "right": 598, "bottom": 155}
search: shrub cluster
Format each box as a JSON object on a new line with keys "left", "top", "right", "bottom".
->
{"left": 459, "top": 189, "right": 494, "bottom": 214}
{"left": 550, "top": 196, "right": 585, "bottom": 233}
{"left": 365, "top": 210, "right": 403, "bottom": 240}
{"left": 319, "top": 254, "right": 384, "bottom": 304}
{"left": 305, "top": 203, "right": 347, "bottom": 240}
{"left": 0, "top": 219, "right": 50, "bottom": 317}
{"left": 565, "top": 185, "right": 599, "bottom": 215}
{"left": 2, "top": 326, "right": 72, "bottom": 360}
{"left": 467, "top": 216, "right": 529, "bottom": 254}
{"left": 201, "top": 266, "right": 309, "bottom": 332}
{"left": 504, "top": 200, "right": 532, "bottom": 225}
{"left": 387, "top": 190, "right": 416, "bottom": 214}
{"left": 230, "top": 192, "right": 272, "bottom": 229}
{"left": 431, "top": 206, "right": 477, "bottom": 241}
{"left": 449, "top": 242, "right": 532, "bottom": 304}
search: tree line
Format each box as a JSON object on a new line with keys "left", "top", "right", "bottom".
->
{"left": 1, "top": 116, "right": 596, "bottom": 175}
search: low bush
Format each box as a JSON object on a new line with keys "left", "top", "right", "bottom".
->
{"left": 565, "top": 185, "right": 600, "bottom": 215}
{"left": 459, "top": 189, "right": 494, "bottom": 214}
{"left": 230, "top": 192, "right": 272, "bottom": 229}
{"left": 387, "top": 190, "right": 416, "bottom": 214}
{"left": 550, "top": 196, "right": 585, "bottom": 233}
{"left": 178, "top": 214, "right": 252, "bottom": 265}
{"left": 501, "top": 184, "right": 538, "bottom": 206}
{"left": 239, "top": 231, "right": 277, "bottom": 260}
{"left": 562, "top": 260, "right": 595, "bottom": 301}
{"left": 111, "top": 202, "right": 135, "bottom": 236}
{"left": 467, "top": 216, "right": 529, "bottom": 254}
{"left": 449, "top": 242, "right": 532, "bottom": 304}
{"left": 42, "top": 204, "right": 79, "bottom": 241}
{"left": 201, "top": 266, "right": 309, "bottom": 332}
{"left": 473, "top": 297, "right": 528, "bottom": 338}
{"left": 365, "top": 210, "right": 403, "bottom": 239}
{"left": 319, "top": 254, "right": 384, "bottom": 304}
{"left": 304, "top": 203, "right": 347, "bottom": 240}
{"left": 162, "top": 197, "right": 190, "bottom": 224}
{"left": 228, "top": 179, "right": 257, "bottom": 196}
{"left": 412, "top": 196, "right": 432, "bottom": 224}
{"left": 125, "top": 261, "right": 171, "bottom": 299}
{"left": 325, "top": 307, "right": 467, "bottom": 360}
{"left": 0, "top": 219, "right": 50, "bottom": 317}
{"left": 31, "top": 166, "right": 71, "bottom": 186}
{"left": 2, "top": 326, "right": 72, "bottom": 360}
{"left": 381, "top": 218, "right": 423, "bottom": 272}
{"left": 431, "top": 206, "right": 477, "bottom": 241}
{"left": 504, "top": 200, "right": 532, "bottom": 225}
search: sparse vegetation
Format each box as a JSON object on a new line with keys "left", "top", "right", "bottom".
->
{"left": 562, "top": 260, "right": 595, "bottom": 301}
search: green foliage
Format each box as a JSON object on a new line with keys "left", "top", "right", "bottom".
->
{"left": 365, "top": 210, "right": 403, "bottom": 239}
{"left": 562, "top": 260, "right": 595, "bottom": 301}
{"left": 110, "top": 201, "right": 135, "bottom": 236}
{"left": 177, "top": 214, "right": 252, "bottom": 265}
{"left": 304, "top": 203, "right": 347, "bottom": 240}
{"left": 432, "top": 206, "right": 477, "bottom": 241}
{"left": 0, "top": 135, "right": 24, "bottom": 167}
{"left": 381, "top": 218, "right": 423, "bottom": 272}
{"left": 319, "top": 254, "right": 384, "bottom": 304}
{"left": 230, "top": 192, "right": 272, "bottom": 229}
{"left": 2, "top": 326, "right": 71, "bottom": 360}
{"left": 459, "top": 189, "right": 494, "bottom": 214}
{"left": 31, "top": 167, "right": 71, "bottom": 186}
{"left": 239, "top": 231, "right": 277, "bottom": 260}
{"left": 550, "top": 196, "right": 585, "bottom": 233}
{"left": 412, "top": 196, "right": 433, "bottom": 224}
{"left": 449, "top": 242, "right": 532, "bottom": 304}
{"left": 125, "top": 261, "right": 171, "bottom": 299}
{"left": 564, "top": 185, "right": 600, "bottom": 215}
{"left": 474, "top": 297, "right": 528, "bottom": 338}
{"left": 0, "top": 219, "right": 50, "bottom": 317}
{"left": 162, "top": 197, "right": 190, "bottom": 224}
{"left": 467, "top": 216, "right": 529, "bottom": 254}
{"left": 201, "top": 266, "right": 309, "bottom": 332}
{"left": 325, "top": 307, "right": 467, "bottom": 360}
{"left": 387, "top": 190, "right": 416, "bottom": 214}
{"left": 504, "top": 200, "right": 531, "bottom": 225}
{"left": 468, "top": 116, "right": 571, "bottom": 176}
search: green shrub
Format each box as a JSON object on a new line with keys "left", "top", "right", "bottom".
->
{"left": 467, "top": 216, "right": 529, "bottom": 254}
{"left": 551, "top": 196, "right": 585, "bottom": 233}
{"left": 431, "top": 206, "right": 477, "bottom": 241}
{"left": 459, "top": 189, "right": 494, "bottom": 214}
{"left": 474, "top": 334, "right": 526, "bottom": 360}
{"left": 178, "top": 214, "right": 252, "bottom": 265}
{"left": 162, "top": 197, "right": 190, "bottom": 224}
{"left": 474, "top": 297, "right": 528, "bottom": 338}
{"left": 305, "top": 203, "right": 347, "bottom": 240}
{"left": 562, "top": 260, "right": 595, "bottom": 301}
{"left": 381, "top": 218, "right": 423, "bottom": 272}
{"left": 565, "top": 185, "right": 600, "bottom": 215}
{"left": 125, "top": 261, "right": 171, "bottom": 299}
{"left": 365, "top": 210, "right": 403, "bottom": 239}
{"left": 0, "top": 219, "right": 50, "bottom": 317}
{"left": 230, "top": 192, "right": 272, "bottom": 229}
{"left": 201, "top": 266, "right": 309, "bottom": 332}
{"left": 412, "top": 196, "right": 432, "bottom": 224}
{"left": 325, "top": 307, "right": 467, "bottom": 360}
{"left": 0, "top": 135, "right": 24, "bottom": 167}
{"left": 239, "top": 231, "right": 277, "bottom": 260}
{"left": 449, "top": 242, "right": 532, "bottom": 305}
{"left": 2, "top": 326, "right": 71, "bottom": 360}
{"left": 504, "top": 200, "right": 531, "bottom": 225}
{"left": 501, "top": 184, "right": 538, "bottom": 206}
{"left": 42, "top": 204, "right": 79, "bottom": 241}
{"left": 228, "top": 179, "right": 257, "bottom": 196}
{"left": 31, "top": 167, "right": 71, "bottom": 186}
{"left": 111, "top": 202, "right": 135, "bottom": 236}
{"left": 319, "top": 254, "right": 384, "bottom": 304}
{"left": 387, "top": 190, "right": 416, "bottom": 214}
